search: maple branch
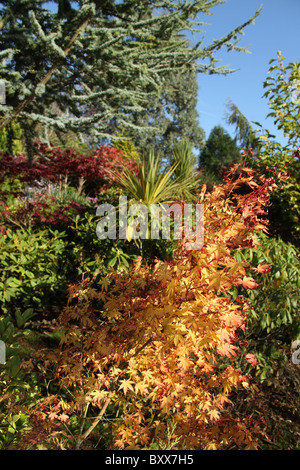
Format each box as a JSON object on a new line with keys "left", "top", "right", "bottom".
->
{"left": 2, "top": 213, "right": 25, "bottom": 229}
{"left": 75, "top": 392, "right": 112, "bottom": 450}
{"left": 132, "top": 337, "right": 153, "bottom": 358}
{"left": 77, "top": 401, "right": 90, "bottom": 445}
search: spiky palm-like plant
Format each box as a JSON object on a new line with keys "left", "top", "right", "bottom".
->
{"left": 112, "top": 150, "right": 179, "bottom": 206}
{"left": 171, "top": 139, "right": 200, "bottom": 202}
{"left": 111, "top": 149, "right": 200, "bottom": 251}
{"left": 109, "top": 151, "right": 179, "bottom": 249}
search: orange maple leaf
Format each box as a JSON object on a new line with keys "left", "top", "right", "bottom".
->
{"left": 208, "top": 408, "right": 220, "bottom": 421}
{"left": 208, "top": 274, "right": 222, "bottom": 291}
{"left": 236, "top": 276, "right": 259, "bottom": 289}
{"left": 217, "top": 342, "right": 238, "bottom": 358}
{"left": 242, "top": 205, "right": 254, "bottom": 219}
{"left": 251, "top": 263, "right": 272, "bottom": 273}
{"left": 245, "top": 353, "right": 258, "bottom": 367}
{"left": 160, "top": 395, "right": 174, "bottom": 415}
{"left": 178, "top": 356, "right": 193, "bottom": 372}
{"left": 57, "top": 413, "right": 69, "bottom": 423}
{"left": 114, "top": 439, "right": 126, "bottom": 449}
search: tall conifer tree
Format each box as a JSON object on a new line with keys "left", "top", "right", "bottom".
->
{"left": 0, "top": 1, "right": 261, "bottom": 156}
{"left": 123, "top": 66, "right": 206, "bottom": 161}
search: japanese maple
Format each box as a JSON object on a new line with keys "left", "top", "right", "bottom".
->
{"left": 0, "top": 143, "right": 134, "bottom": 194}
{"left": 0, "top": 143, "right": 138, "bottom": 231}
{"left": 20, "top": 164, "right": 277, "bottom": 450}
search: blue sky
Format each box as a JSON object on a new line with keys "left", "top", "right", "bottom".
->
{"left": 194, "top": 0, "right": 300, "bottom": 145}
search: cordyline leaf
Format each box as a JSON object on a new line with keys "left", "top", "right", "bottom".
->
{"left": 171, "top": 139, "right": 200, "bottom": 201}
{"left": 110, "top": 151, "right": 180, "bottom": 205}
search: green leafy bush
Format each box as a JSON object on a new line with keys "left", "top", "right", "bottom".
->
{"left": 251, "top": 53, "right": 300, "bottom": 246}
{"left": 0, "top": 228, "right": 67, "bottom": 316}
{"left": 234, "top": 234, "right": 300, "bottom": 380}
{"left": 0, "top": 311, "right": 46, "bottom": 449}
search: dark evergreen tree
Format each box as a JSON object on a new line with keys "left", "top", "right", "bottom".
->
{"left": 199, "top": 124, "right": 241, "bottom": 186}
{"left": 0, "top": 0, "right": 261, "bottom": 157}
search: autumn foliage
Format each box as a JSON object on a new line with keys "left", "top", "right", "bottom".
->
{"left": 18, "top": 164, "right": 279, "bottom": 450}
{"left": 0, "top": 143, "right": 137, "bottom": 232}
{"left": 0, "top": 143, "right": 131, "bottom": 191}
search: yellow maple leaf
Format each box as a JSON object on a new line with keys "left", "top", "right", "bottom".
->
{"left": 118, "top": 379, "right": 135, "bottom": 396}
{"left": 208, "top": 408, "right": 220, "bottom": 421}
{"left": 135, "top": 381, "right": 149, "bottom": 396}
{"left": 208, "top": 274, "right": 222, "bottom": 291}
{"left": 90, "top": 389, "right": 108, "bottom": 404}
{"left": 160, "top": 395, "right": 174, "bottom": 415}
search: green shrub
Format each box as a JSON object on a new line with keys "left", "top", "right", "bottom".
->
{"left": 233, "top": 234, "right": 300, "bottom": 380}
{"left": 251, "top": 53, "right": 300, "bottom": 246}
{"left": 0, "top": 228, "right": 67, "bottom": 316}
